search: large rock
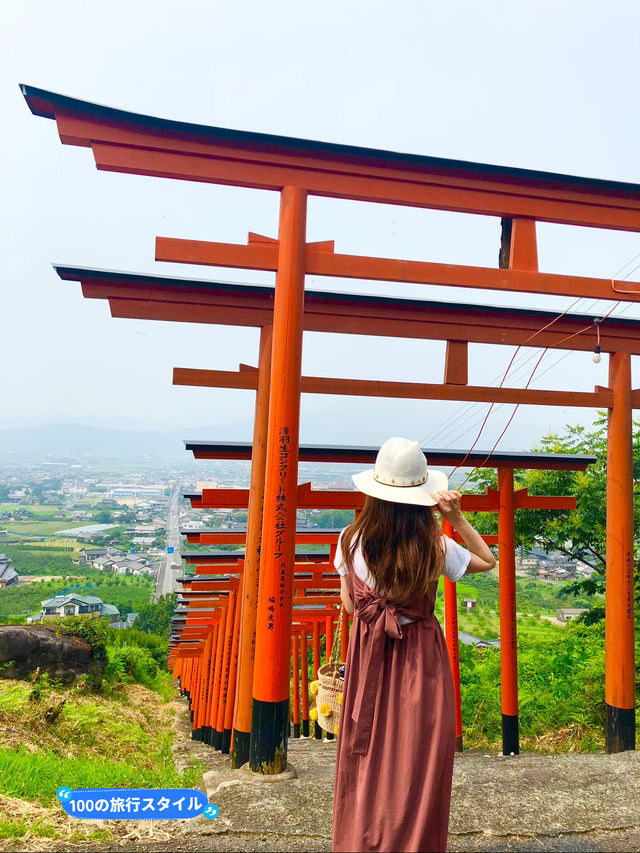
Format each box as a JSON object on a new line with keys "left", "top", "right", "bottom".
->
{"left": 0, "top": 624, "right": 104, "bottom": 684}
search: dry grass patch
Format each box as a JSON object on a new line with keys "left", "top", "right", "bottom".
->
{"left": 0, "top": 680, "right": 203, "bottom": 818}
{"left": 0, "top": 681, "right": 174, "bottom": 763}
{"left": 0, "top": 794, "right": 190, "bottom": 851}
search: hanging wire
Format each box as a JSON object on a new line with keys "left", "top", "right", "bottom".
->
{"left": 443, "top": 348, "right": 576, "bottom": 453}
{"left": 420, "top": 307, "right": 589, "bottom": 449}
{"left": 454, "top": 268, "right": 640, "bottom": 488}
{"left": 421, "top": 348, "right": 544, "bottom": 446}
{"left": 419, "top": 284, "right": 624, "bottom": 449}
{"left": 526, "top": 349, "right": 574, "bottom": 384}
{"left": 522, "top": 259, "right": 640, "bottom": 383}
{"left": 456, "top": 350, "right": 550, "bottom": 489}
{"left": 430, "top": 247, "right": 640, "bottom": 485}
{"left": 442, "top": 402, "right": 510, "bottom": 447}
{"left": 442, "top": 294, "right": 585, "bottom": 477}
{"left": 433, "top": 352, "right": 552, "bottom": 447}
{"left": 610, "top": 251, "right": 640, "bottom": 280}
{"left": 604, "top": 259, "right": 640, "bottom": 318}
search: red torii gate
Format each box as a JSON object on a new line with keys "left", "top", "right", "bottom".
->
{"left": 47, "top": 265, "right": 640, "bottom": 759}
{"left": 183, "top": 529, "right": 343, "bottom": 546}
{"left": 53, "top": 265, "right": 633, "bottom": 757}
{"left": 182, "top": 449, "right": 586, "bottom": 755}
{"left": 22, "top": 84, "right": 640, "bottom": 770}
{"left": 174, "top": 549, "right": 346, "bottom": 745}
{"left": 48, "top": 266, "right": 639, "bottom": 758}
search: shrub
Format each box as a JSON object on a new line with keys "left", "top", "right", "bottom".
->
{"left": 459, "top": 619, "right": 609, "bottom": 749}
{"left": 103, "top": 644, "right": 172, "bottom": 697}
{"left": 110, "top": 629, "right": 168, "bottom": 666}
{"left": 53, "top": 616, "right": 111, "bottom": 660}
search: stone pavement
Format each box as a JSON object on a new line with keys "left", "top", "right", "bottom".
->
{"left": 166, "top": 732, "right": 640, "bottom": 852}
{"left": 41, "top": 695, "right": 638, "bottom": 853}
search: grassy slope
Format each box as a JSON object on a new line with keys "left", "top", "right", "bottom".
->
{"left": 0, "top": 679, "right": 203, "bottom": 842}
{"left": 454, "top": 619, "right": 638, "bottom": 753}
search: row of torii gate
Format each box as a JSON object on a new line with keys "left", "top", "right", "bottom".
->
{"left": 172, "top": 442, "right": 591, "bottom": 765}
{"left": 23, "top": 83, "right": 640, "bottom": 772}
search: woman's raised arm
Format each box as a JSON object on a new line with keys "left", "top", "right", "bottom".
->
{"left": 430, "top": 489, "right": 496, "bottom": 574}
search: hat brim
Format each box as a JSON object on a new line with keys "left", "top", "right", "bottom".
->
{"left": 351, "top": 468, "right": 449, "bottom": 507}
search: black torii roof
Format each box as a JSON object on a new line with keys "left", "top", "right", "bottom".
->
{"left": 21, "top": 84, "right": 640, "bottom": 197}
{"left": 183, "top": 441, "right": 596, "bottom": 471}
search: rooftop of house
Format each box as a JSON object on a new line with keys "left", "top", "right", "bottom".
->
{"left": 112, "top": 557, "right": 148, "bottom": 567}
{"left": 0, "top": 566, "right": 18, "bottom": 582}
{"left": 41, "top": 593, "right": 103, "bottom": 608}
{"left": 458, "top": 630, "right": 501, "bottom": 648}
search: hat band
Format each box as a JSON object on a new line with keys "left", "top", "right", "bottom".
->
{"left": 373, "top": 471, "right": 428, "bottom": 488}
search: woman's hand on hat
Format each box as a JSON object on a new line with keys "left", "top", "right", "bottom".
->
{"left": 430, "top": 490, "right": 464, "bottom": 526}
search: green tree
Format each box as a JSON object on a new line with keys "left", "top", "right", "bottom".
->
{"left": 465, "top": 416, "right": 640, "bottom": 616}
{"left": 311, "top": 509, "right": 355, "bottom": 529}
{"left": 135, "top": 594, "right": 177, "bottom": 637}
{"left": 29, "top": 484, "right": 44, "bottom": 502}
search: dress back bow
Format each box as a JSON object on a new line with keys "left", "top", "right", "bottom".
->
{"left": 347, "top": 583, "right": 431, "bottom": 756}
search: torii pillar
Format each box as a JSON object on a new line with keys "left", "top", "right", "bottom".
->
{"left": 249, "top": 187, "right": 307, "bottom": 773}
{"left": 605, "top": 351, "right": 636, "bottom": 752}
{"left": 495, "top": 216, "right": 538, "bottom": 756}
{"left": 231, "top": 325, "right": 272, "bottom": 768}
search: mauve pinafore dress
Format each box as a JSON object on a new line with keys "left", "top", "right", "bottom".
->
{"left": 332, "top": 566, "right": 456, "bottom": 853}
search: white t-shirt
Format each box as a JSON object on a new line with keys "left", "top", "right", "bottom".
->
{"left": 334, "top": 527, "right": 471, "bottom": 625}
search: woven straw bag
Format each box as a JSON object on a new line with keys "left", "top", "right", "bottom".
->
{"left": 315, "top": 606, "right": 345, "bottom": 734}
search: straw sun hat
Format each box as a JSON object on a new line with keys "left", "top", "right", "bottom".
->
{"left": 352, "top": 437, "right": 448, "bottom": 507}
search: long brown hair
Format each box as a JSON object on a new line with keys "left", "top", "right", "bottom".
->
{"left": 341, "top": 496, "right": 444, "bottom": 605}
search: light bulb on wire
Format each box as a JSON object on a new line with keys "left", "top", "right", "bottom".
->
{"left": 593, "top": 320, "right": 602, "bottom": 363}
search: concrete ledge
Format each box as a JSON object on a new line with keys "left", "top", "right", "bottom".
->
{"left": 181, "top": 746, "right": 640, "bottom": 852}
{"left": 167, "top": 698, "right": 640, "bottom": 853}
{"left": 201, "top": 762, "right": 298, "bottom": 800}
{"left": 450, "top": 750, "right": 640, "bottom": 838}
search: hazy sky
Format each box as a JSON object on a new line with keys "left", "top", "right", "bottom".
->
{"left": 2, "top": 1, "right": 640, "bottom": 453}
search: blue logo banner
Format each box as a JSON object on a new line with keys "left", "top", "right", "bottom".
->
{"left": 56, "top": 787, "right": 213, "bottom": 820}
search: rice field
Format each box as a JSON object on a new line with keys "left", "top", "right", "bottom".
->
{"left": 0, "top": 520, "right": 99, "bottom": 536}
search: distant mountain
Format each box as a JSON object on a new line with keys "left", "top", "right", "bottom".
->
{"left": 0, "top": 422, "right": 252, "bottom": 461}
